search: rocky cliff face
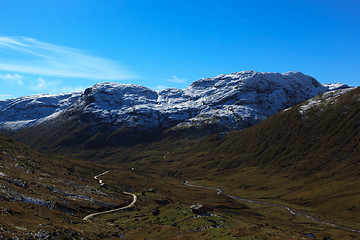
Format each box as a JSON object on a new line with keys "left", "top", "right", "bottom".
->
{"left": 0, "top": 71, "right": 350, "bottom": 136}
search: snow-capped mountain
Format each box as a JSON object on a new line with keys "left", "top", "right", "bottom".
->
{"left": 0, "top": 71, "right": 350, "bottom": 135}
{"left": 0, "top": 92, "right": 81, "bottom": 130}
{"left": 322, "top": 82, "right": 352, "bottom": 91}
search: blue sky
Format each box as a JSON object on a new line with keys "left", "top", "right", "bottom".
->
{"left": 0, "top": 0, "right": 359, "bottom": 99}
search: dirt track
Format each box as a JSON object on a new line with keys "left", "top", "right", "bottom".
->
{"left": 83, "top": 171, "right": 137, "bottom": 221}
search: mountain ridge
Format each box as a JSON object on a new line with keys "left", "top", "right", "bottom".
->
{"left": 1, "top": 71, "right": 350, "bottom": 135}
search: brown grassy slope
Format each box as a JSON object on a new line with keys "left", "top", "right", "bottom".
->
{"left": 213, "top": 87, "right": 360, "bottom": 174}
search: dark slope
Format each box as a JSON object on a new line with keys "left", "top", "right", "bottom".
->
{"left": 210, "top": 87, "right": 360, "bottom": 174}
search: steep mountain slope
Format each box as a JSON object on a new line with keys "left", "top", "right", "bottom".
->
{"left": 12, "top": 71, "right": 341, "bottom": 154}
{"left": 209, "top": 87, "right": 360, "bottom": 174}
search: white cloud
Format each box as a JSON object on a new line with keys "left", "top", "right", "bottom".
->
{"left": 0, "top": 94, "right": 13, "bottom": 100}
{"left": 30, "top": 77, "right": 61, "bottom": 90}
{"left": 29, "top": 78, "right": 84, "bottom": 94}
{"left": 0, "top": 73, "right": 24, "bottom": 85}
{"left": 167, "top": 75, "right": 187, "bottom": 83}
{"left": 0, "top": 36, "right": 137, "bottom": 80}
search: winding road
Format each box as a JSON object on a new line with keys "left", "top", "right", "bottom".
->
{"left": 182, "top": 180, "right": 360, "bottom": 234}
{"left": 83, "top": 171, "right": 137, "bottom": 221}
{"left": 183, "top": 180, "right": 222, "bottom": 194}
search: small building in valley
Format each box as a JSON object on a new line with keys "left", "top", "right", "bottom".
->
{"left": 190, "top": 204, "right": 208, "bottom": 214}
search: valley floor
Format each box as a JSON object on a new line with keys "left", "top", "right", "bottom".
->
{"left": 1, "top": 165, "right": 360, "bottom": 239}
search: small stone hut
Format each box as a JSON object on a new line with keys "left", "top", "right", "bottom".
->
{"left": 190, "top": 204, "right": 208, "bottom": 214}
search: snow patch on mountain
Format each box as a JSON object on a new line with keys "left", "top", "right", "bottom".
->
{"left": 299, "top": 88, "right": 354, "bottom": 115}
{"left": 322, "top": 83, "right": 352, "bottom": 91}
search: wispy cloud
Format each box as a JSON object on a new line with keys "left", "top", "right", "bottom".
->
{"left": 0, "top": 94, "right": 13, "bottom": 100}
{"left": 167, "top": 75, "right": 187, "bottom": 83}
{"left": 0, "top": 36, "right": 136, "bottom": 80}
{"left": 30, "top": 77, "right": 60, "bottom": 90}
{"left": 28, "top": 77, "right": 84, "bottom": 94}
{"left": 0, "top": 73, "right": 24, "bottom": 85}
